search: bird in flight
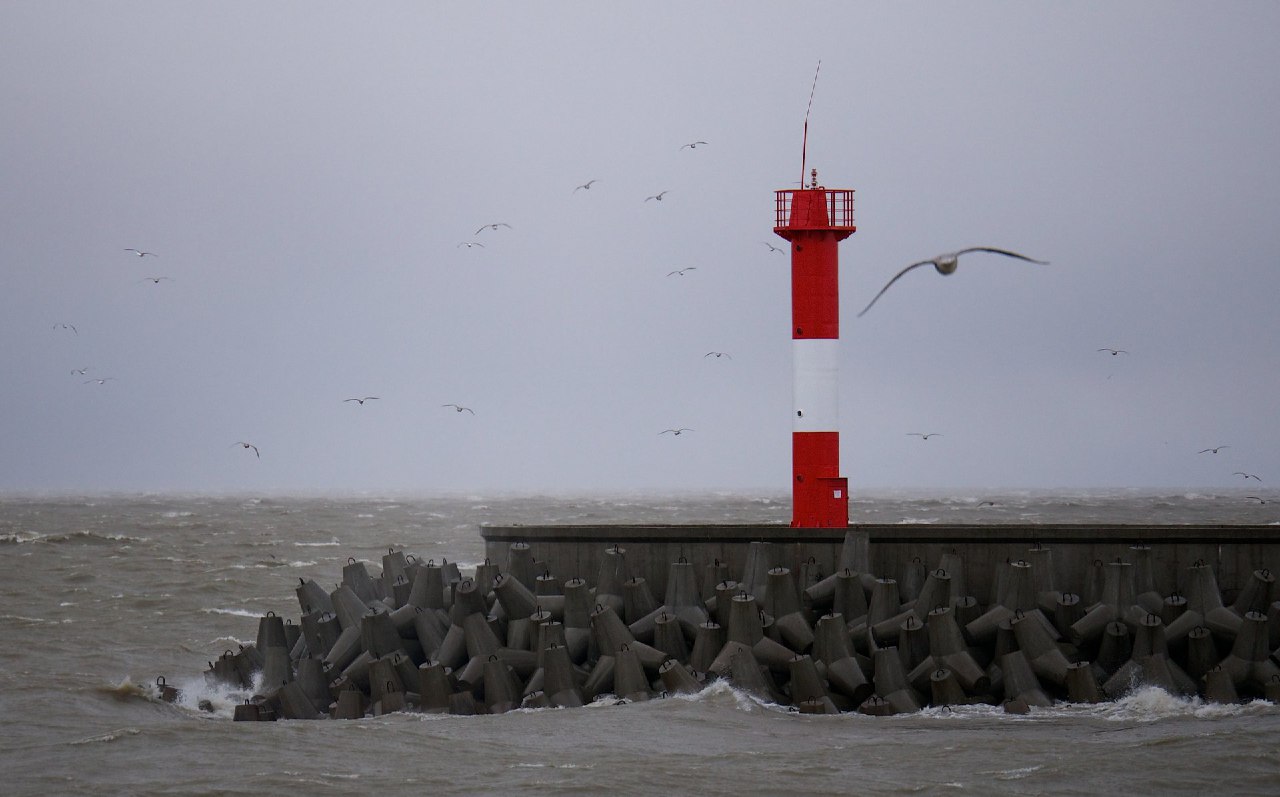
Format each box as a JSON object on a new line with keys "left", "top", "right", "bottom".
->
{"left": 84, "top": 377, "right": 115, "bottom": 385}
{"left": 574, "top": 179, "right": 598, "bottom": 192}
{"left": 442, "top": 403, "right": 474, "bottom": 414}
{"left": 1246, "top": 496, "right": 1267, "bottom": 504}
{"left": 234, "top": 441, "right": 261, "bottom": 458}
{"left": 704, "top": 351, "right": 732, "bottom": 359}
{"left": 457, "top": 242, "right": 485, "bottom": 249}
{"left": 1233, "top": 472, "right": 1262, "bottom": 481}
{"left": 1097, "top": 348, "right": 1128, "bottom": 356}
{"left": 344, "top": 396, "right": 380, "bottom": 405}
{"left": 761, "top": 242, "right": 785, "bottom": 253}
{"left": 475, "top": 223, "right": 512, "bottom": 235}
{"left": 681, "top": 141, "right": 709, "bottom": 150}
{"left": 53, "top": 323, "right": 77, "bottom": 335}
{"left": 1198, "top": 446, "right": 1230, "bottom": 454}
{"left": 660, "top": 428, "right": 694, "bottom": 436}
{"left": 857, "top": 247, "right": 1049, "bottom": 317}
{"left": 71, "top": 368, "right": 88, "bottom": 375}
{"left": 908, "top": 433, "right": 942, "bottom": 440}
{"left": 645, "top": 191, "right": 669, "bottom": 202}
{"left": 139, "top": 276, "right": 172, "bottom": 284}
{"left": 667, "top": 267, "right": 696, "bottom": 276}
{"left": 125, "top": 248, "right": 157, "bottom": 258}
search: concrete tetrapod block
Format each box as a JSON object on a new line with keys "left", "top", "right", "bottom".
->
{"left": 296, "top": 657, "right": 332, "bottom": 713}
{"left": 738, "top": 542, "right": 777, "bottom": 608}
{"left": 332, "top": 687, "right": 366, "bottom": 719}
{"left": 482, "top": 655, "right": 523, "bottom": 714}
{"left": 968, "top": 561, "right": 1037, "bottom": 645}
{"left": 300, "top": 610, "right": 342, "bottom": 660}
{"left": 296, "top": 577, "right": 336, "bottom": 617}
{"left": 896, "top": 615, "right": 930, "bottom": 674}
{"left": 658, "top": 658, "right": 703, "bottom": 695}
{"left": 588, "top": 604, "right": 667, "bottom": 669}
{"left": 417, "top": 661, "right": 455, "bottom": 714}
{"left": 929, "top": 667, "right": 969, "bottom": 707}
{"left": 260, "top": 645, "right": 293, "bottom": 691}
{"left": 1216, "top": 610, "right": 1280, "bottom": 694}
{"left": 492, "top": 572, "right": 539, "bottom": 622}
{"left": 342, "top": 558, "right": 382, "bottom": 604}
{"left": 1162, "top": 592, "right": 1188, "bottom": 627}
{"left": 256, "top": 611, "right": 288, "bottom": 652}
{"left": 690, "top": 622, "right": 726, "bottom": 674}
{"left": 1232, "top": 569, "right": 1276, "bottom": 617}
{"left": 1011, "top": 610, "right": 1071, "bottom": 688}
{"left": 1064, "top": 660, "right": 1104, "bottom": 703}
{"left": 1128, "top": 545, "right": 1164, "bottom": 615}
{"left": 709, "top": 579, "right": 739, "bottom": 626}
{"left": 702, "top": 560, "right": 731, "bottom": 603}
{"left": 787, "top": 654, "right": 830, "bottom": 706}
{"left": 407, "top": 563, "right": 447, "bottom": 611}
{"left": 1267, "top": 601, "right": 1280, "bottom": 651}
{"left": 506, "top": 541, "right": 535, "bottom": 591}
{"left": 613, "top": 646, "right": 653, "bottom": 702}
{"left": 449, "top": 578, "right": 489, "bottom": 626}
{"left": 872, "top": 647, "right": 923, "bottom": 713}
{"left": 899, "top": 557, "right": 926, "bottom": 604}
{"left": 623, "top": 577, "right": 659, "bottom": 626}
{"left": 1053, "top": 593, "right": 1084, "bottom": 639}
{"left": 381, "top": 548, "right": 410, "bottom": 605}
{"left": 329, "top": 584, "right": 370, "bottom": 632}
{"left": 534, "top": 571, "right": 561, "bottom": 597}
{"left": 1203, "top": 665, "right": 1239, "bottom": 704}
{"left": 726, "top": 592, "right": 765, "bottom": 647}
{"left": 541, "top": 644, "right": 585, "bottom": 708}
{"left": 653, "top": 611, "right": 690, "bottom": 663}
{"left": 321, "top": 626, "right": 363, "bottom": 674}
{"left": 1000, "top": 650, "right": 1053, "bottom": 708}
{"left": 360, "top": 609, "right": 403, "bottom": 659}
{"left": 594, "top": 545, "right": 629, "bottom": 615}
{"left": 582, "top": 655, "right": 615, "bottom": 701}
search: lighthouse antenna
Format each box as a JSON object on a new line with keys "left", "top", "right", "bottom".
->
{"left": 800, "top": 60, "right": 821, "bottom": 188}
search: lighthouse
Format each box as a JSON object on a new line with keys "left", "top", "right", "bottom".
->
{"left": 773, "top": 168, "right": 855, "bottom": 527}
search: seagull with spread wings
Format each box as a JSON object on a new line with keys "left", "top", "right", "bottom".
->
{"left": 234, "top": 441, "right": 260, "bottom": 458}
{"left": 858, "top": 247, "right": 1049, "bottom": 317}
{"left": 660, "top": 428, "right": 694, "bottom": 436}
{"left": 442, "top": 403, "right": 475, "bottom": 414}
{"left": 908, "top": 432, "right": 942, "bottom": 440}
{"left": 125, "top": 248, "right": 157, "bottom": 258}
{"left": 645, "top": 191, "right": 669, "bottom": 202}
{"left": 344, "top": 397, "right": 380, "bottom": 405}
{"left": 475, "top": 223, "right": 512, "bottom": 235}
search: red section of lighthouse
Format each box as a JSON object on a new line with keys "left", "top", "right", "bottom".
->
{"left": 774, "top": 170, "right": 855, "bottom": 527}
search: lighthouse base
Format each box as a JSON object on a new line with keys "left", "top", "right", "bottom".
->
{"left": 793, "top": 476, "right": 849, "bottom": 528}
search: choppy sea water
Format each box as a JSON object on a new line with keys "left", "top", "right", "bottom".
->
{"left": 1, "top": 489, "right": 1278, "bottom": 797}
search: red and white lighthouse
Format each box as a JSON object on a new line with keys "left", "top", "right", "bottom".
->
{"left": 773, "top": 169, "right": 855, "bottom": 528}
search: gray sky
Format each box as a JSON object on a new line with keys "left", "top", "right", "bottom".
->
{"left": 3, "top": 1, "right": 1279, "bottom": 494}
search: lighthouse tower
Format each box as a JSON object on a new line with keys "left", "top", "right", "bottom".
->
{"left": 773, "top": 169, "right": 855, "bottom": 527}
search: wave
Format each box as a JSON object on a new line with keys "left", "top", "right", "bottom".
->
{"left": 67, "top": 727, "right": 142, "bottom": 745}
{"left": 202, "top": 607, "right": 265, "bottom": 618}
{"left": 0, "top": 530, "right": 147, "bottom": 545}
{"left": 295, "top": 538, "right": 341, "bottom": 547}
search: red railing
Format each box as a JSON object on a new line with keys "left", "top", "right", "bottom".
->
{"left": 774, "top": 189, "right": 855, "bottom": 232}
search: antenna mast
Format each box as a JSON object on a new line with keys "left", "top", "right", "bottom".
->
{"left": 800, "top": 60, "right": 821, "bottom": 188}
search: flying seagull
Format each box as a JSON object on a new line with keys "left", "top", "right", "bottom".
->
{"left": 704, "top": 351, "right": 732, "bottom": 359}
{"left": 71, "top": 368, "right": 88, "bottom": 375}
{"left": 1233, "top": 472, "right": 1262, "bottom": 482}
{"left": 761, "top": 241, "right": 785, "bottom": 253}
{"left": 124, "top": 248, "right": 157, "bottom": 258}
{"left": 234, "top": 441, "right": 260, "bottom": 458}
{"left": 1097, "top": 348, "right": 1128, "bottom": 356}
{"left": 1198, "top": 446, "right": 1230, "bottom": 454}
{"left": 344, "top": 396, "right": 380, "bottom": 405}
{"left": 667, "top": 267, "right": 696, "bottom": 276}
{"left": 680, "top": 141, "right": 709, "bottom": 150}
{"left": 908, "top": 433, "right": 942, "bottom": 440}
{"left": 53, "top": 323, "right": 77, "bottom": 335}
{"left": 139, "top": 276, "right": 172, "bottom": 284}
{"left": 1246, "top": 496, "right": 1267, "bottom": 504}
{"left": 475, "top": 223, "right": 512, "bottom": 235}
{"left": 660, "top": 428, "right": 694, "bottom": 435}
{"left": 573, "top": 179, "right": 599, "bottom": 192}
{"left": 442, "top": 403, "right": 474, "bottom": 414}
{"left": 857, "top": 247, "right": 1049, "bottom": 317}
{"left": 457, "top": 242, "right": 485, "bottom": 249}
{"left": 83, "top": 377, "right": 115, "bottom": 385}
{"left": 645, "top": 191, "right": 669, "bottom": 202}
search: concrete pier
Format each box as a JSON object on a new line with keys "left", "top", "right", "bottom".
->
{"left": 480, "top": 523, "right": 1280, "bottom": 603}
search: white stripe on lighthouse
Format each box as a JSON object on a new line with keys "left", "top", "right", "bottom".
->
{"left": 793, "top": 338, "right": 839, "bottom": 433}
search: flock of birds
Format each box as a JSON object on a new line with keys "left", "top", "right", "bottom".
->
{"left": 41, "top": 148, "right": 1264, "bottom": 498}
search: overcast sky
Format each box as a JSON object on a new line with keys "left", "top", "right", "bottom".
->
{"left": 3, "top": 2, "right": 1278, "bottom": 495}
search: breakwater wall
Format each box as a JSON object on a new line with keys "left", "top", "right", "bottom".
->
{"left": 480, "top": 523, "right": 1280, "bottom": 603}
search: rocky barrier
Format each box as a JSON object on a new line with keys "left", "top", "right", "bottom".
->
{"left": 199, "top": 533, "right": 1280, "bottom": 719}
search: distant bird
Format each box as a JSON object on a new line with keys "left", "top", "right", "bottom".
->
{"left": 667, "top": 267, "right": 696, "bottom": 276}
{"left": 1097, "top": 348, "right": 1128, "bottom": 356}
{"left": 124, "top": 248, "right": 157, "bottom": 258}
{"left": 457, "top": 242, "right": 485, "bottom": 249}
{"left": 645, "top": 191, "right": 669, "bottom": 202}
{"left": 1234, "top": 472, "right": 1262, "bottom": 482}
{"left": 761, "top": 241, "right": 785, "bottom": 253}
{"left": 71, "top": 368, "right": 88, "bottom": 375}
{"left": 704, "top": 351, "right": 732, "bottom": 359}
{"left": 475, "top": 223, "right": 512, "bottom": 235}
{"left": 83, "top": 377, "right": 115, "bottom": 385}
{"left": 442, "top": 403, "right": 474, "bottom": 414}
{"left": 1246, "top": 496, "right": 1267, "bottom": 504}
{"left": 139, "top": 276, "right": 172, "bottom": 284}
{"left": 908, "top": 433, "right": 942, "bottom": 440}
{"left": 573, "top": 179, "right": 599, "bottom": 192}
{"left": 53, "top": 323, "right": 77, "bottom": 335}
{"left": 978, "top": 501, "right": 997, "bottom": 507}
{"left": 660, "top": 428, "right": 694, "bottom": 436}
{"left": 344, "top": 396, "right": 380, "bottom": 405}
{"left": 234, "top": 441, "right": 260, "bottom": 458}
{"left": 1198, "top": 446, "right": 1230, "bottom": 454}
{"left": 680, "top": 141, "right": 709, "bottom": 150}
{"left": 857, "top": 247, "right": 1049, "bottom": 317}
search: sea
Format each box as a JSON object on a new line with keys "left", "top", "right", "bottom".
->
{"left": 2, "top": 488, "right": 1278, "bottom": 796}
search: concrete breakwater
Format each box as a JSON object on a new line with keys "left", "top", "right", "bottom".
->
{"left": 204, "top": 524, "right": 1280, "bottom": 719}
